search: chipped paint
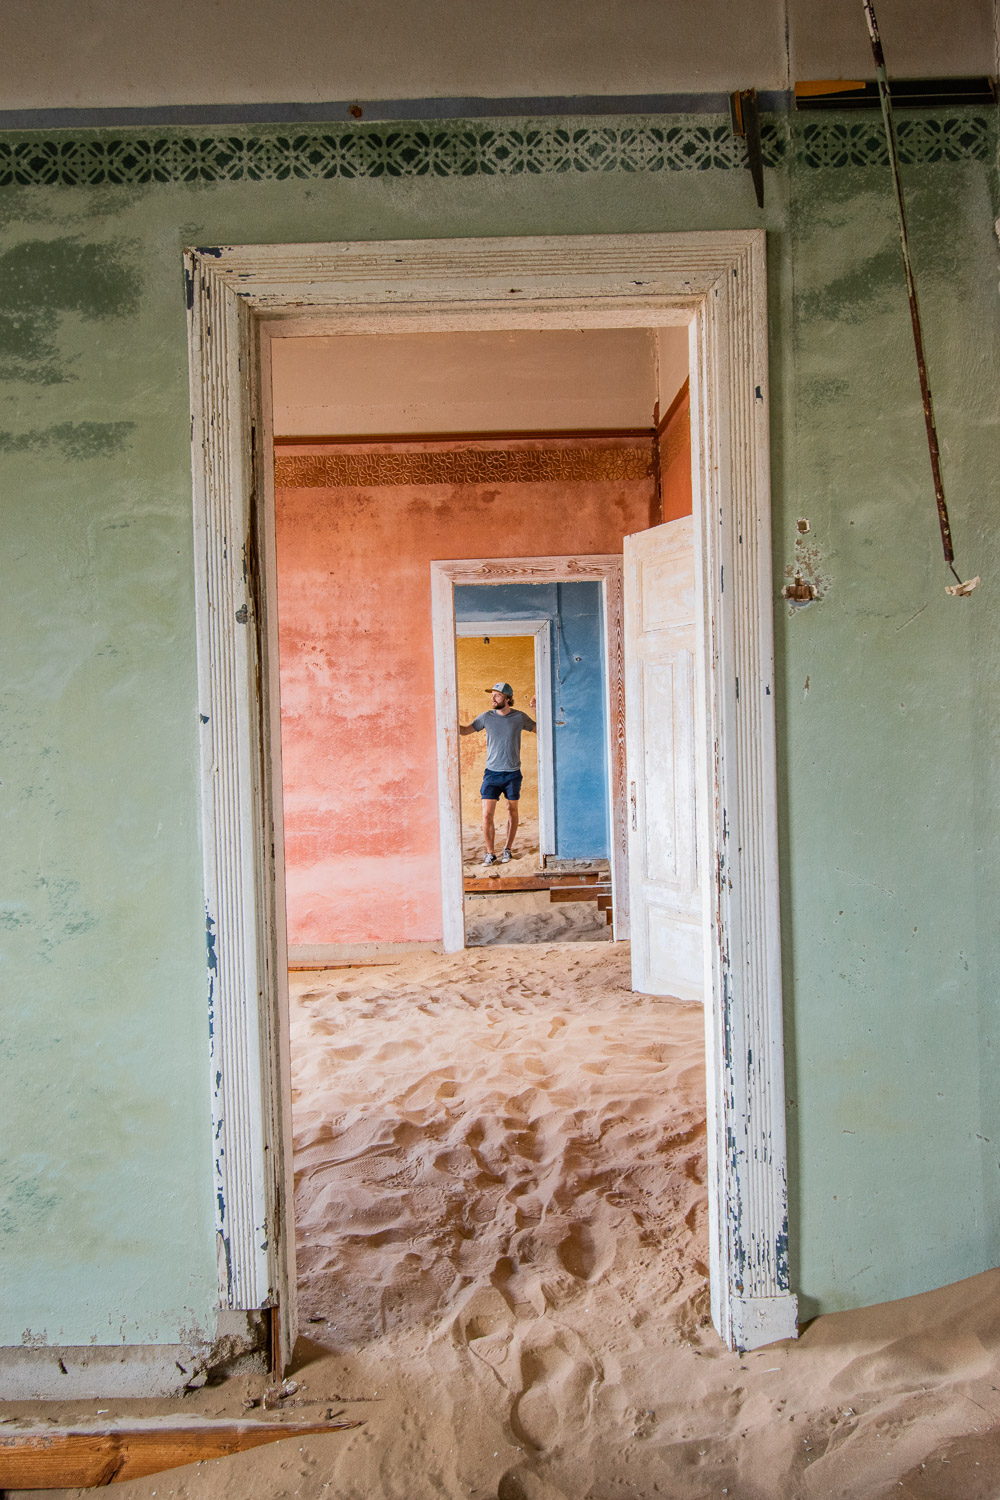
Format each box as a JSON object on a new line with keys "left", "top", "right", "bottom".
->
{"left": 783, "top": 526, "right": 830, "bottom": 611}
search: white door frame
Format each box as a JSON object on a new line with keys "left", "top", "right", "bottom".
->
{"left": 436, "top": 561, "right": 626, "bottom": 949}
{"left": 185, "top": 231, "right": 797, "bottom": 1354}
{"left": 454, "top": 618, "right": 556, "bottom": 858}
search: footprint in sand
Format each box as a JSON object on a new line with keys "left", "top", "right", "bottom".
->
{"left": 556, "top": 1222, "right": 614, "bottom": 1283}
{"left": 509, "top": 1332, "right": 600, "bottom": 1450}
{"left": 497, "top": 1469, "right": 570, "bottom": 1500}
{"left": 455, "top": 1285, "right": 516, "bottom": 1345}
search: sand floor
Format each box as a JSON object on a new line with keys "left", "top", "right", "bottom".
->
{"left": 462, "top": 813, "right": 544, "bottom": 876}
{"left": 6, "top": 944, "right": 1000, "bottom": 1499}
{"left": 461, "top": 816, "right": 611, "bottom": 944}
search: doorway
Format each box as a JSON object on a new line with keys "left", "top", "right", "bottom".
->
{"left": 185, "top": 232, "right": 796, "bottom": 1358}
{"left": 432, "top": 556, "right": 626, "bottom": 951}
{"left": 456, "top": 598, "right": 615, "bottom": 946}
{"left": 456, "top": 620, "right": 552, "bottom": 867}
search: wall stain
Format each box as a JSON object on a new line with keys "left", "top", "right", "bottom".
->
{"left": 0, "top": 236, "right": 141, "bottom": 384}
{"left": 0, "top": 421, "right": 135, "bottom": 459}
{"left": 796, "top": 246, "right": 903, "bottom": 325}
{"left": 799, "top": 376, "right": 851, "bottom": 407}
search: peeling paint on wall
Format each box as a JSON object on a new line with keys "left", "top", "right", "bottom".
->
{"left": 0, "top": 237, "right": 141, "bottom": 383}
{"left": 0, "top": 420, "right": 134, "bottom": 458}
{"left": 783, "top": 525, "right": 831, "bottom": 611}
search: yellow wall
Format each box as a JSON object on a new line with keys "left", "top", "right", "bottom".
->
{"left": 457, "top": 634, "right": 537, "bottom": 821}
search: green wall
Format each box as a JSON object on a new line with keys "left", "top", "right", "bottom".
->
{"left": 0, "top": 111, "right": 996, "bottom": 1344}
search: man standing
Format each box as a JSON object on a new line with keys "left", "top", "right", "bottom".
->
{"left": 460, "top": 682, "right": 537, "bottom": 865}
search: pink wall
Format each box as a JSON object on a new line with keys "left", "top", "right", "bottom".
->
{"left": 274, "top": 438, "right": 655, "bottom": 946}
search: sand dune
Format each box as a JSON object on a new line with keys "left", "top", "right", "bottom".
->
{"left": 7, "top": 944, "right": 1000, "bottom": 1500}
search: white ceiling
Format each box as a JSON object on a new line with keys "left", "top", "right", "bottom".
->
{"left": 271, "top": 328, "right": 689, "bottom": 438}
{"left": 3, "top": 0, "right": 994, "bottom": 110}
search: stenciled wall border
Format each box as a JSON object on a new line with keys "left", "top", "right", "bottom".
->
{"left": 0, "top": 112, "right": 991, "bottom": 187}
{"left": 273, "top": 443, "right": 654, "bottom": 488}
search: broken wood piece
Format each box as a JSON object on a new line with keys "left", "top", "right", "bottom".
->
{"left": 729, "top": 87, "right": 764, "bottom": 207}
{"left": 549, "top": 886, "right": 611, "bottom": 904}
{"left": 0, "top": 1418, "right": 362, "bottom": 1489}
{"left": 945, "top": 575, "right": 980, "bottom": 597}
{"left": 464, "top": 872, "right": 605, "bottom": 893}
{"left": 782, "top": 574, "right": 816, "bottom": 603}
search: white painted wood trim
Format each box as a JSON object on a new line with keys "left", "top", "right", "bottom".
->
{"left": 533, "top": 625, "right": 555, "bottom": 857}
{"left": 601, "top": 560, "right": 628, "bottom": 942}
{"left": 691, "top": 239, "right": 796, "bottom": 1349}
{"left": 431, "top": 564, "right": 465, "bottom": 953}
{"left": 253, "top": 332, "right": 298, "bottom": 1369}
{"left": 186, "top": 257, "right": 272, "bottom": 1315}
{"left": 188, "top": 233, "right": 795, "bottom": 1352}
{"left": 455, "top": 618, "right": 554, "bottom": 856}
{"left": 432, "top": 556, "right": 627, "bottom": 947}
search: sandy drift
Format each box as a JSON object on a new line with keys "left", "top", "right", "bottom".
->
{"left": 9, "top": 944, "right": 1000, "bottom": 1500}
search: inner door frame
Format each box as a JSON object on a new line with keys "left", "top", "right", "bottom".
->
{"left": 435, "top": 561, "right": 626, "bottom": 949}
{"left": 185, "top": 230, "right": 797, "bottom": 1357}
{"left": 453, "top": 616, "right": 556, "bottom": 860}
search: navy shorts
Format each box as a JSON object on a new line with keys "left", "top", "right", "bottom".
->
{"left": 480, "top": 770, "right": 523, "bottom": 803}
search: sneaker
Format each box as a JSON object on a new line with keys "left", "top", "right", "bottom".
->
{"left": 500, "top": 848, "right": 513, "bottom": 863}
{"left": 482, "top": 853, "right": 498, "bottom": 866}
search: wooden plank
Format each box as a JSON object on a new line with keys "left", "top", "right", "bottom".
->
{"left": 549, "top": 887, "right": 610, "bottom": 904}
{"left": 463, "top": 872, "right": 606, "bottom": 893}
{"left": 0, "top": 1421, "right": 361, "bottom": 1489}
{"left": 542, "top": 857, "right": 611, "bottom": 874}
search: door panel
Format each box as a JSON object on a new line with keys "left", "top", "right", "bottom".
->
{"left": 625, "top": 515, "right": 704, "bottom": 999}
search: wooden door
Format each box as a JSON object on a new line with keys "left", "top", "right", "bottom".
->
{"left": 624, "top": 515, "right": 704, "bottom": 999}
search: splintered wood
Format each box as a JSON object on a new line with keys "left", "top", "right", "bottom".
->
{"left": 0, "top": 1419, "right": 360, "bottom": 1489}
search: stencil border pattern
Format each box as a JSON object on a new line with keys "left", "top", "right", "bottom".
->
{"left": 0, "top": 113, "right": 989, "bottom": 187}
{"left": 274, "top": 444, "right": 655, "bottom": 488}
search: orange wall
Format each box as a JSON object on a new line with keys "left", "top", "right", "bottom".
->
{"left": 274, "top": 437, "right": 654, "bottom": 945}
{"left": 457, "top": 634, "right": 538, "bottom": 823}
{"left": 659, "top": 382, "right": 693, "bottom": 522}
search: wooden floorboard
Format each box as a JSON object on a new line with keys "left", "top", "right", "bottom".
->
{"left": 0, "top": 1419, "right": 361, "bottom": 1489}
{"left": 464, "top": 872, "right": 607, "bottom": 894}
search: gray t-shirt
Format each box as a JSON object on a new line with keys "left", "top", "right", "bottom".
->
{"left": 471, "top": 708, "right": 536, "bottom": 772}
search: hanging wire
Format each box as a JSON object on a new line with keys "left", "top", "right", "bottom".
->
{"left": 862, "top": 0, "right": 973, "bottom": 591}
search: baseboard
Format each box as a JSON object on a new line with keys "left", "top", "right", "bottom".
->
{"left": 726, "top": 1292, "right": 799, "bottom": 1352}
{"left": 288, "top": 941, "right": 442, "bottom": 968}
{"left": 0, "top": 1312, "right": 267, "bottom": 1399}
